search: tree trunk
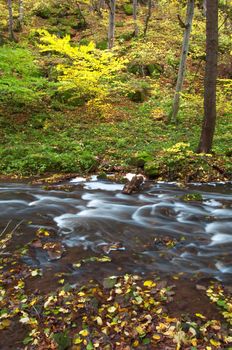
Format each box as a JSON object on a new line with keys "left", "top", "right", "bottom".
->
{"left": 197, "top": 0, "right": 218, "bottom": 153}
{"left": 7, "top": 0, "right": 15, "bottom": 41}
{"left": 133, "top": 0, "right": 138, "bottom": 36}
{"left": 18, "top": 0, "right": 23, "bottom": 25}
{"left": 202, "top": 0, "right": 206, "bottom": 16}
{"left": 169, "top": 0, "right": 194, "bottom": 123}
{"left": 107, "top": 0, "right": 116, "bottom": 49}
{"left": 143, "top": 0, "right": 152, "bottom": 37}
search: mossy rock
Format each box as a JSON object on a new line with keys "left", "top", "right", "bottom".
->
{"left": 123, "top": 3, "right": 133, "bottom": 15}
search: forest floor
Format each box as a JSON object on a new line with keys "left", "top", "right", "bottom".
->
{"left": 1, "top": 234, "right": 232, "bottom": 349}
{"left": 0, "top": 99, "right": 231, "bottom": 183}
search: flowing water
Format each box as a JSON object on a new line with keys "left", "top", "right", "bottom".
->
{"left": 0, "top": 178, "right": 232, "bottom": 286}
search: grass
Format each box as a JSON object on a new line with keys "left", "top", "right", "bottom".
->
{"left": 0, "top": 96, "right": 231, "bottom": 181}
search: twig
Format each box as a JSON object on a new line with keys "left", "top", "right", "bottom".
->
{"left": 0, "top": 220, "right": 12, "bottom": 237}
{"left": 11, "top": 220, "right": 24, "bottom": 234}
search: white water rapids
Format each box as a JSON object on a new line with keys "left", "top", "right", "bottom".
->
{"left": 0, "top": 179, "right": 231, "bottom": 283}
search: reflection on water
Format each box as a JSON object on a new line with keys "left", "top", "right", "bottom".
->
{"left": 0, "top": 179, "right": 232, "bottom": 283}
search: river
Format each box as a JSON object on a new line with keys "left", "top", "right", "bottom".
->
{"left": 0, "top": 178, "right": 231, "bottom": 287}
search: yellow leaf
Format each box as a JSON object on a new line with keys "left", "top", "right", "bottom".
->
{"left": 0, "top": 319, "right": 11, "bottom": 330}
{"left": 79, "top": 329, "right": 89, "bottom": 337}
{"left": 96, "top": 316, "right": 103, "bottom": 326}
{"left": 73, "top": 337, "right": 83, "bottom": 344}
{"left": 156, "top": 308, "right": 163, "bottom": 314}
{"left": 195, "top": 313, "right": 206, "bottom": 319}
{"left": 173, "top": 275, "right": 179, "bottom": 280}
{"left": 191, "top": 338, "right": 197, "bottom": 346}
{"left": 31, "top": 270, "right": 39, "bottom": 277}
{"left": 107, "top": 306, "right": 116, "bottom": 313}
{"left": 59, "top": 290, "right": 66, "bottom": 297}
{"left": 115, "top": 288, "right": 123, "bottom": 294}
{"left": 152, "top": 334, "right": 161, "bottom": 340}
{"left": 30, "top": 298, "right": 37, "bottom": 306}
{"left": 210, "top": 339, "right": 221, "bottom": 347}
{"left": 143, "top": 280, "right": 156, "bottom": 288}
{"left": 133, "top": 340, "right": 139, "bottom": 347}
{"left": 136, "top": 325, "right": 145, "bottom": 335}
{"left": 156, "top": 323, "right": 167, "bottom": 331}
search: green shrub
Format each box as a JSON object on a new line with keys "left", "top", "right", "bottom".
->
{"left": 116, "top": 21, "right": 124, "bottom": 27}
{"left": 128, "top": 63, "right": 164, "bottom": 77}
{"left": 119, "top": 32, "right": 133, "bottom": 42}
{"left": 33, "top": 5, "right": 52, "bottom": 19}
{"left": 79, "top": 38, "right": 90, "bottom": 46}
{"left": 96, "top": 39, "right": 108, "bottom": 50}
{"left": 123, "top": 3, "right": 133, "bottom": 15}
{"left": 0, "top": 46, "right": 51, "bottom": 109}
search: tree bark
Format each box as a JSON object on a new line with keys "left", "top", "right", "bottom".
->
{"left": 7, "top": 0, "right": 16, "bottom": 41}
{"left": 18, "top": 0, "right": 23, "bottom": 25}
{"left": 197, "top": 0, "right": 218, "bottom": 153}
{"left": 107, "top": 0, "right": 116, "bottom": 49}
{"left": 169, "top": 0, "right": 194, "bottom": 123}
{"left": 143, "top": 0, "right": 152, "bottom": 37}
{"left": 133, "top": 0, "right": 138, "bottom": 36}
{"left": 202, "top": 0, "right": 206, "bottom": 16}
